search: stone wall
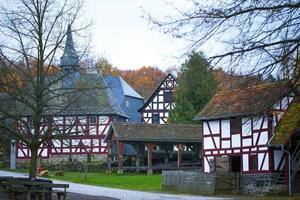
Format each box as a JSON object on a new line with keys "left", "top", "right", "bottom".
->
{"left": 240, "top": 173, "right": 287, "bottom": 195}
{"left": 48, "top": 154, "right": 106, "bottom": 164}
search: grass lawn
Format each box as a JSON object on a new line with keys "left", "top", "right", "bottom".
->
{"left": 50, "top": 171, "right": 162, "bottom": 192}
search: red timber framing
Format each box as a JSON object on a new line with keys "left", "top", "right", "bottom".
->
{"left": 202, "top": 94, "right": 294, "bottom": 174}
{"left": 16, "top": 115, "right": 111, "bottom": 159}
{"left": 139, "top": 73, "right": 177, "bottom": 124}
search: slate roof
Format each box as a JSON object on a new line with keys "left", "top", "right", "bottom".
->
{"left": 106, "top": 122, "right": 202, "bottom": 143}
{"left": 60, "top": 25, "right": 80, "bottom": 68}
{"left": 104, "top": 76, "right": 143, "bottom": 106}
{"left": 0, "top": 72, "right": 128, "bottom": 118}
{"left": 195, "top": 82, "right": 291, "bottom": 120}
{"left": 61, "top": 73, "right": 128, "bottom": 117}
{"left": 269, "top": 95, "right": 300, "bottom": 146}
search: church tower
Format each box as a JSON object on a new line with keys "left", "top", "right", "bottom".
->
{"left": 60, "top": 25, "right": 80, "bottom": 73}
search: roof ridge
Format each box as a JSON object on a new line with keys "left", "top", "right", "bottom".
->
{"left": 214, "top": 81, "right": 287, "bottom": 96}
{"left": 113, "top": 121, "right": 200, "bottom": 127}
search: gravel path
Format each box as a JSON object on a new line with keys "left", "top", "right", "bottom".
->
{"left": 0, "top": 170, "right": 235, "bottom": 200}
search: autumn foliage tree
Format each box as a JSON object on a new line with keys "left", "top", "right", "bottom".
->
{"left": 118, "top": 66, "right": 166, "bottom": 99}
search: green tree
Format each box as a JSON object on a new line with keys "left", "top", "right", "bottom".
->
{"left": 170, "top": 52, "right": 217, "bottom": 124}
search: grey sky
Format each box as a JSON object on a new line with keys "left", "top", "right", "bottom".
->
{"left": 84, "top": 0, "right": 194, "bottom": 71}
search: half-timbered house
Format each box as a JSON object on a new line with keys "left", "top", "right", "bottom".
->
{"left": 194, "top": 82, "right": 299, "bottom": 194}
{"left": 14, "top": 26, "right": 142, "bottom": 161}
{"left": 139, "top": 73, "right": 177, "bottom": 124}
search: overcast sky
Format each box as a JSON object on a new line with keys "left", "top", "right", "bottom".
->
{"left": 83, "top": 0, "right": 198, "bottom": 71}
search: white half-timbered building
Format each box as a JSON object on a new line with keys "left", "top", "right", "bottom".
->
{"left": 195, "top": 83, "right": 297, "bottom": 178}
{"left": 139, "top": 73, "right": 177, "bottom": 124}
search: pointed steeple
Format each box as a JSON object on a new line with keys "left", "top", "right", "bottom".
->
{"left": 60, "top": 25, "right": 80, "bottom": 72}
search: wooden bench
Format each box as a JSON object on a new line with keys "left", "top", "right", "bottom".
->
{"left": 5, "top": 179, "right": 69, "bottom": 200}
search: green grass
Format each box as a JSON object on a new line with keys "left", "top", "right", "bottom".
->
{"left": 50, "top": 171, "right": 162, "bottom": 192}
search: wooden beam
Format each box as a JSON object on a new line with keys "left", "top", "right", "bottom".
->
{"left": 147, "top": 143, "right": 155, "bottom": 175}
{"left": 177, "top": 144, "right": 183, "bottom": 170}
{"left": 106, "top": 140, "right": 112, "bottom": 174}
{"left": 117, "top": 142, "right": 124, "bottom": 174}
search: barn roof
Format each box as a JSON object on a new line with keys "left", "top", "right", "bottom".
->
{"left": 105, "top": 122, "right": 202, "bottom": 143}
{"left": 195, "top": 82, "right": 291, "bottom": 120}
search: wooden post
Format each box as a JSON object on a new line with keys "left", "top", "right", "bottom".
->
{"left": 177, "top": 144, "right": 183, "bottom": 170}
{"left": 135, "top": 144, "right": 141, "bottom": 173}
{"left": 117, "top": 142, "right": 124, "bottom": 174}
{"left": 106, "top": 141, "right": 112, "bottom": 174}
{"left": 147, "top": 143, "right": 155, "bottom": 175}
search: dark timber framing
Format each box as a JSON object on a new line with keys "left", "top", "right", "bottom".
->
{"left": 139, "top": 73, "right": 177, "bottom": 124}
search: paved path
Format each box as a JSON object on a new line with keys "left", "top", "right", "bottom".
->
{"left": 0, "top": 170, "right": 235, "bottom": 200}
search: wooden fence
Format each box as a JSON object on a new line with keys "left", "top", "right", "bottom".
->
{"left": 162, "top": 170, "right": 240, "bottom": 195}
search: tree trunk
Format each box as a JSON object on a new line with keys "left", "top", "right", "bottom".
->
{"left": 29, "top": 148, "right": 38, "bottom": 180}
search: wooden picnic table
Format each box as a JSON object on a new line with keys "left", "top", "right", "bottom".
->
{"left": 1, "top": 178, "right": 69, "bottom": 200}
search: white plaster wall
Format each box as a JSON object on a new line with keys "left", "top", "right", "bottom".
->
{"left": 242, "top": 118, "right": 251, "bottom": 136}
{"left": 203, "top": 122, "right": 210, "bottom": 136}
{"left": 258, "top": 131, "right": 268, "bottom": 145}
{"left": 221, "top": 120, "right": 230, "bottom": 138}
{"left": 209, "top": 121, "right": 220, "bottom": 134}
{"left": 231, "top": 134, "right": 241, "bottom": 148}
{"left": 221, "top": 140, "right": 230, "bottom": 148}
{"left": 258, "top": 153, "right": 269, "bottom": 171}
{"left": 242, "top": 138, "right": 251, "bottom": 147}
{"left": 243, "top": 154, "right": 249, "bottom": 172}
{"left": 204, "top": 137, "right": 214, "bottom": 150}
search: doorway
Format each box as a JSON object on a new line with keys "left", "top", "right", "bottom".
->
{"left": 230, "top": 156, "right": 241, "bottom": 172}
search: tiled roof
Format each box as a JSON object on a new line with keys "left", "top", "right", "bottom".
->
{"left": 195, "top": 82, "right": 291, "bottom": 120}
{"left": 105, "top": 122, "right": 202, "bottom": 143}
{"left": 270, "top": 95, "right": 300, "bottom": 145}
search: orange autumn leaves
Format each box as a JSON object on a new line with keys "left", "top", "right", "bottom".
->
{"left": 117, "top": 66, "right": 166, "bottom": 99}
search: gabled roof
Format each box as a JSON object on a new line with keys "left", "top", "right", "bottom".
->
{"left": 105, "top": 122, "right": 202, "bottom": 143}
{"left": 195, "top": 82, "right": 291, "bottom": 120}
{"left": 269, "top": 95, "right": 300, "bottom": 146}
{"left": 1, "top": 73, "right": 128, "bottom": 118}
{"left": 62, "top": 73, "right": 128, "bottom": 117}
{"left": 138, "top": 73, "right": 176, "bottom": 111}
{"left": 104, "top": 76, "right": 143, "bottom": 106}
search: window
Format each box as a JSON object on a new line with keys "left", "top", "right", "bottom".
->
{"left": 250, "top": 155, "right": 258, "bottom": 171}
{"left": 164, "top": 91, "right": 174, "bottom": 103}
{"left": 230, "top": 118, "right": 241, "bottom": 134}
{"left": 152, "top": 113, "right": 160, "bottom": 124}
{"left": 89, "top": 116, "right": 97, "bottom": 124}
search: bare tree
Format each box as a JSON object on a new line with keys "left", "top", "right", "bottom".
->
{"left": 148, "top": 0, "right": 300, "bottom": 89}
{"left": 0, "top": 0, "right": 90, "bottom": 179}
